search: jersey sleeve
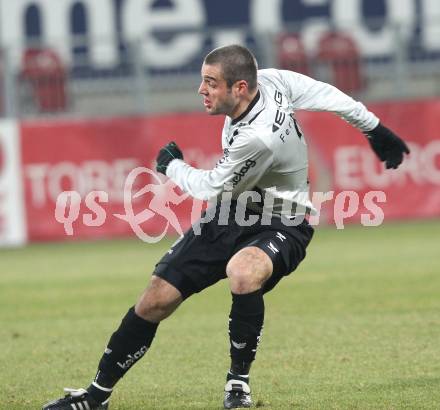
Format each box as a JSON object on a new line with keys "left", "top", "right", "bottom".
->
{"left": 278, "top": 69, "right": 379, "bottom": 131}
{"left": 166, "top": 134, "right": 273, "bottom": 201}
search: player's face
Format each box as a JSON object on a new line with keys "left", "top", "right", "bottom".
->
{"left": 198, "top": 63, "right": 238, "bottom": 116}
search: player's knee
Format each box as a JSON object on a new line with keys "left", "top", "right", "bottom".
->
{"left": 136, "top": 296, "right": 169, "bottom": 318}
{"left": 226, "top": 247, "right": 272, "bottom": 294}
{"left": 226, "top": 268, "right": 255, "bottom": 293}
{"left": 135, "top": 276, "right": 182, "bottom": 322}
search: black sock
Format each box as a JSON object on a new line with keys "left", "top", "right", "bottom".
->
{"left": 87, "top": 373, "right": 113, "bottom": 404}
{"left": 88, "top": 306, "right": 158, "bottom": 401}
{"left": 228, "top": 290, "right": 264, "bottom": 380}
{"left": 226, "top": 370, "right": 250, "bottom": 385}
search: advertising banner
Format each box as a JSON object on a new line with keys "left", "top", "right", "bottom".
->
{"left": 21, "top": 114, "right": 224, "bottom": 241}
{"left": 19, "top": 99, "right": 440, "bottom": 241}
{"left": 299, "top": 98, "right": 440, "bottom": 226}
{"left": 1, "top": 0, "right": 439, "bottom": 72}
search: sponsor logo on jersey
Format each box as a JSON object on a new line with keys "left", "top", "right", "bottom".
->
{"left": 274, "top": 90, "right": 283, "bottom": 106}
{"left": 272, "top": 109, "right": 286, "bottom": 132}
{"left": 231, "top": 159, "right": 256, "bottom": 187}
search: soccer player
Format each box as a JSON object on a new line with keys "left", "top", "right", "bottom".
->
{"left": 43, "top": 45, "right": 409, "bottom": 409}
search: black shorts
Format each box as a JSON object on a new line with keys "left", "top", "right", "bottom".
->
{"left": 153, "top": 203, "right": 314, "bottom": 299}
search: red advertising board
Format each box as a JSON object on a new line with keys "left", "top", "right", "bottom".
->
{"left": 298, "top": 98, "right": 440, "bottom": 225}
{"left": 20, "top": 99, "right": 440, "bottom": 241}
{"left": 21, "top": 114, "right": 224, "bottom": 241}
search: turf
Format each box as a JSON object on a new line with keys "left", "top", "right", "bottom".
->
{"left": 0, "top": 220, "right": 439, "bottom": 409}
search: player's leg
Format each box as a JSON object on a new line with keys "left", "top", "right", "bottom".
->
{"left": 42, "top": 276, "right": 183, "bottom": 410}
{"left": 223, "top": 219, "right": 314, "bottom": 409}
{"left": 89, "top": 276, "right": 183, "bottom": 399}
{"left": 223, "top": 246, "right": 272, "bottom": 409}
{"left": 43, "top": 214, "right": 232, "bottom": 410}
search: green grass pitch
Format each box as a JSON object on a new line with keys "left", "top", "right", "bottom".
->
{"left": 1, "top": 220, "right": 439, "bottom": 409}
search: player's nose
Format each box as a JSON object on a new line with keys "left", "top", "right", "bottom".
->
{"left": 198, "top": 81, "right": 207, "bottom": 95}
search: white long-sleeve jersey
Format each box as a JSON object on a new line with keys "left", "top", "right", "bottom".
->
{"left": 166, "top": 69, "right": 379, "bottom": 217}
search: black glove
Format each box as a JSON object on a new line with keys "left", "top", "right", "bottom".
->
{"left": 156, "top": 141, "right": 183, "bottom": 175}
{"left": 366, "top": 123, "right": 410, "bottom": 169}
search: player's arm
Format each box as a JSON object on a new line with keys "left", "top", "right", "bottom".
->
{"left": 278, "top": 70, "right": 410, "bottom": 169}
{"left": 155, "top": 135, "right": 273, "bottom": 201}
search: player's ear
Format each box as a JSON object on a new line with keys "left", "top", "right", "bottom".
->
{"left": 235, "top": 80, "right": 248, "bottom": 96}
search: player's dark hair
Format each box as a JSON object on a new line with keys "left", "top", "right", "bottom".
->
{"left": 204, "top": 44, "right": 258, "bottom": 91}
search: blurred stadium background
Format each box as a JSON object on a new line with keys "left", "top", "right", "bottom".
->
{"left": 0, "top": 1, "right": 439, "bottom": 409}
{"left": 1, "top": 0, "right": 440, "bottom": 118}
{"left": 0, "top": 0, "right": 439, "bottom": 245}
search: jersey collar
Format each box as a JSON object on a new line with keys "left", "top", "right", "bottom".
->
{"left": 230, "top": 90, "right": 261, "bottom": 126}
